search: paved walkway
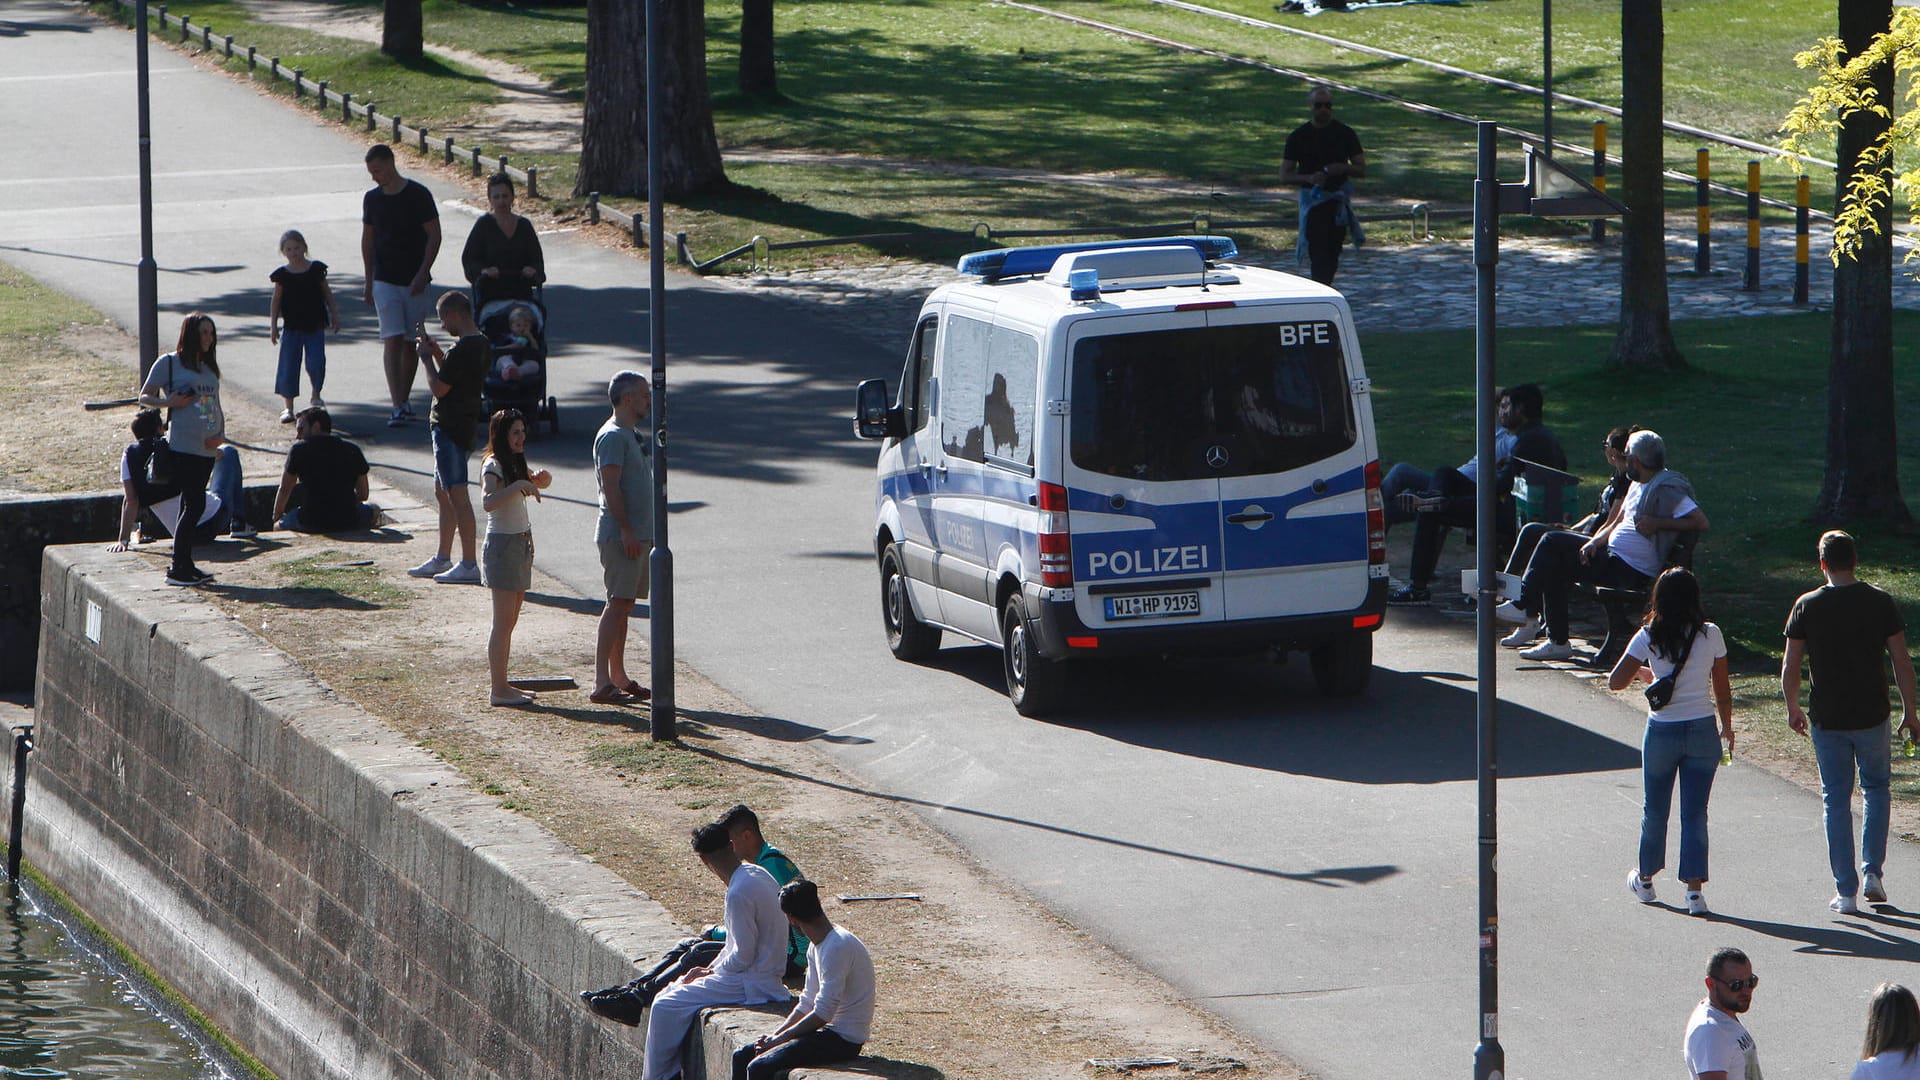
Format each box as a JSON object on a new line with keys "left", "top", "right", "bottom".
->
{"left": 720, "top": 225, "right": 1920, "bottom": 353}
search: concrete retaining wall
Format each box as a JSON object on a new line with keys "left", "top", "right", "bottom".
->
{"left": 26, "top": 544, "right": 788, "bottom": 1079}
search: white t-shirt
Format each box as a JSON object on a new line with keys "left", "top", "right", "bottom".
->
{"left": 481, "top": 457, "right": 531, "bottom": 534}
{"left": 1854, "top": 1051, "right": 1920, "bottom": 1079}
{"left": 120, "top": 449, "right": 222, "bottom": 534}
{"left": 1609, "top": 480, "right": 1700, "bottom": 577}
{"left": 799, "top": 925, "right": 876, "bottom": 1044}
{"left": 1627, "top": 623, "right": 1726, "bottom": 722}
{"left": 1685, "top": 1000, "right": 1761, "bottom": 1079}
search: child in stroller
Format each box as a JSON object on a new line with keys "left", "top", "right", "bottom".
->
{"left": 479, "top": 294, "right": 558, "bottom": 433}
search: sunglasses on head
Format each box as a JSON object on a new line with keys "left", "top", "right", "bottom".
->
{"left": 1716, "top": 973, "right": 1759, "bottom": 992}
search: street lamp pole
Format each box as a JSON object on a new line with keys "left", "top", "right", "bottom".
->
{"left": 1542, "top": 0, "right": 1553, "bottom": 157}
{"left": 644, "top": 0, "right": 675, "bottom": 741}
{"left": 1470, "top": 119, "right": 1505, "bottom": 1080}
{"left": 134, "top": 0, "right": 160, "bottom": 376}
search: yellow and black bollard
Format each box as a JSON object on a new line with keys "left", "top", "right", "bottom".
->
{"left": 1591, "top": 121, "right": 1607, "bottom": 241}
{"left": 1743, "top": 161, "right": 1761, "bottom": 291}
{"left": 1794, "top": 175, "right": 1810, "bottom": 305}
{"left": 1695, "top": 148, "right": 1711, "bottom": 273}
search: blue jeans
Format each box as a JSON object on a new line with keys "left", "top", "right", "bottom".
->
{"left": 210, "top": 445, "right": 244, "bottom": 529}
{"left": 274, "top": 328, "right": 327, "bottom": 399}
{"left": 1640, "top": 716, "right": 1720, "bottom": 883}
{"left": 1381, "top": 463, "right": 1431, "bottom": 526}
{"left": 1811, "top": 722, "right": 1892, "bottom": 897}
{"left": 732, "top": 1029, "right": 862, "bottom": 1080}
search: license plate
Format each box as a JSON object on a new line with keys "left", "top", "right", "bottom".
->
{"left": 1105, "top": 591, "right": 1201, "bottom": 620}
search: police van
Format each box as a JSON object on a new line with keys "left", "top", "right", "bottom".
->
{"left": 853, "top": 236, "right": 1386, "bottom": 716}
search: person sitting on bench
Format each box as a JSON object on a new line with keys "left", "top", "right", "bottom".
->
{"left": 1500, "top": 429, "right": 1708, "bottom": 661}
{"left": 1497, "top": 423, "right": 1639, "bottom": 648}
{"left": 1387, "top": 383, "right": 1565, "bottom": 605}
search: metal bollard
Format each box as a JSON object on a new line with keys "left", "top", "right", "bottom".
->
{"left": 392, "top": 115, "right": 402, "bottom": 142}
{"left": 179, "top": 16, "right": 188, "bottom": 42}
{"left": 471, "top": 147, "right": 483, "bottom": 177}
{"left": 293, "top": 69, "right": 305, "bottom": 97}
{"left": 157, "top": 5, "right": 167, "bottom": 28}
{"left": 247, "top": 45, "right": 256, "bottom": 72}
{"left": 1591, "top": 121, "right": 1607, "bottom": 242}
{"left": 418, "top": 125, "right": 429, "bottom": 153}
{"left": 588, "top": 192, "right": 601, "bottom": 225}
{"left": 317, "top": 80, "right": 328, "bottom": 108}
{"left": 1743, "top": 161, "right": 1761, "bottom": 291}
{"left": 7, "top": 726, "right": 32, "bottom": 884}
{"left": 498, "top": 155, "right": 509, "bottom": 179}
{"left": 444, "top": 135, "right": 455, "bottom": 165}
{"left": 202, "top": 24, "right": 211, "bottom": 48}
{"left": 527, "top": 166, "right": 540, "bottom": 199}
{"left": 365, "top": 101, "right": 376, "bottom": 132}
{"left": 1695, "top": 148, "right": 1710, "bottom": 274}
{"left": 224, "top": 34, "right": 233, "bottom": 58}
{"left": 1794, "top": 175, "right": 1810, "bottom": 305}
{"left": 342, "top": 91, "right": 352, "bottom": 123}
{"left": 269, "top": 56, "right": 280, "bottom": 80}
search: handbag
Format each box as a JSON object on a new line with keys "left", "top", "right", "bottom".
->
{"left": 143, "top": 439, "right": 175, "bottom": 488}
{"left": 1644, "top": 631, "right": 1696, "bottom": 711}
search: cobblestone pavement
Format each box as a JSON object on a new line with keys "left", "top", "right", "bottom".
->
{"left": 715, "top": 225, "right": 1920, "bottom": 353}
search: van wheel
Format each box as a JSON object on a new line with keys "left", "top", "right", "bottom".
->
{"left": 881, "top": 547, "right": 939, "bottom": 661}
{"left": 1310, "top": 630, "right": 1373, "bottom": 697}
{"left": 1002, "top": 595, "right": 1067, "bottom": 717}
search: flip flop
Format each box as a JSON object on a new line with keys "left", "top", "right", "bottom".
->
{"left": 620, "top": 680, "right": 653, "bottom": 702}
{"left": 490, "top": 691, "right": 536, "bottom": 708}
{"left": 589, "top": 684, "right": 634, "bottom": 705}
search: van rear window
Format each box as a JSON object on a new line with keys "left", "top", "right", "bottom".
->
{"left": 1069, "top": 323, "right": 1356, "bottom": 481}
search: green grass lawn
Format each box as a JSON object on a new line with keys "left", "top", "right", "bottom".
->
{"left": 1364, "top": 311, "right": 1920, "bottom": 666}
{"left": 111, "top": 0, "right": 1870, "bottom": 260}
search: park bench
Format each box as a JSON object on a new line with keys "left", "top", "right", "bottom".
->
{"left": 1579, "top": 528, "right": 1703, "bottom": 669}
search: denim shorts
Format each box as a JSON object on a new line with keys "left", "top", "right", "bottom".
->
{"left": 431, "top": 426, "right": 472, "bottom": 488}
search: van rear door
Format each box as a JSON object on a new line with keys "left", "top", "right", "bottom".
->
{"left": 1202, "top": 303, "right": 1370, "bottom": 618}
{"left": 1060, "top": 311, "right": 1229, "bottom": 629}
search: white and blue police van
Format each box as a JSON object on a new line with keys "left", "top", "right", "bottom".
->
{"left": 854, "top": 236, "right": 1387, "bottom": 716}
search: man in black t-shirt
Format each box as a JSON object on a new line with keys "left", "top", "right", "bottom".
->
{"left": 361, "top": 143, "right": 443, "bottom": 429}
{"left": 273, "top": 407, "right": 378, "bottom": 533}
{"left": 1783, "top": 530, "right": 1917, "bottom": 912}
{"left": 1278, "top": 85, "right": 1366, "bottom": 285}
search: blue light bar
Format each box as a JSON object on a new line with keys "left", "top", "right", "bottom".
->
{"left": 957, "top": 235, "right": 1239, "bottom": 280}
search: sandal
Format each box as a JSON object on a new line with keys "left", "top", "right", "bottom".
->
{"left": 490, "top": 691, "right": 536, "bottom": 708}
{"left": 621, "top": 680, "right": 653, "bottom": 702}
{"left": 589, "top": 684, "right": 634, "bottom": 705}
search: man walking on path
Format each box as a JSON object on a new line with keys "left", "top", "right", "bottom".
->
{"left": 593, "top": 370, "right": 656, "bottom": 704}
{"left": 731, "top": 879, "right": 875, "bottom": 1080}
{"left": 1278, "top": 85, "right": 1366, "bottom": 285}
{"left": 641, "top": 822, "right": 789, "bottom": 1080}
{"left": 1783, "top": 530, "right": 1918, "bottom": 914}
{"left": 1685, "top": 947, "right": 1763, "bottom": 1080}
{"left": 361, "top": 143, "right": 442, "bottom": 428}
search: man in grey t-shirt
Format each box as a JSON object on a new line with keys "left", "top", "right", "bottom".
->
{"left": 592, "top": 370, "right": 655, "bottom": 704}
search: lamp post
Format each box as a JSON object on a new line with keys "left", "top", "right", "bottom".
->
{"left": 135, "top": 0, "right": 159, "bottom": 376}
{"left": 1542, "top": 0, "right": 1553, "bottom": 157}
{"left": 644, "top": 0, "right": 675, "bottom": 741}
{"left": 1471, "top": 121, "right": 1622, "bottom": 1080}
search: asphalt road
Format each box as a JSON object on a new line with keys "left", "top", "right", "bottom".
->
{"left": 7, "top": 5, "right": 1920, "bottom": 1077}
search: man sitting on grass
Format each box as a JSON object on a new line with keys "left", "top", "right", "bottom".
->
{"left": 273, "top": 407, "right": 379, "bottom": 533}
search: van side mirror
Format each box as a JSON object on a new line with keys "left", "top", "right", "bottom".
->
{"left": 853, "top": 379, "right": 904, "bottom": 440}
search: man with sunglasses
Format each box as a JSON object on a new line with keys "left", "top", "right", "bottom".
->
{"left": 1279, "top": 85, "right": 1367, "bottom": 285}
{"left": 1685, "top": 947, "right": 1762, "bottom": 1080}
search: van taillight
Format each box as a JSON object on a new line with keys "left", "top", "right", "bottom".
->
{"left": 1365, "top": 461, "right": 1386, "bottom": 565}
{"left": 1038, "top": 481, "right": 1072, "bottom": 586}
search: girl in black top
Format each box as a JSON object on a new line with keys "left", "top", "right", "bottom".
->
{"left": 269, "top": 229, "right": 341, "bottom": 422}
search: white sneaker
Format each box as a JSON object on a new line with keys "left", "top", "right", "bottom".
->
{"left": 433, "top": 560, "right": 481, "bottom": 585}
{"left": 1493, "top": 600, "right": 1528, "bottom": 623}
{"left": 1520, "top": 640, "right": 1575, "bottom": 661}
{"left": 408, "top": 555, "right": 452, "bottom": 578}
{"left": 279, "top": 408, "right": 296, "bottom": 423}
{"left": 1866, "top": 873, "right": 1888, "bottom": 904}
{"left": 1686, "top": 890, "right": 1710, "bottom": 916}
{"left": 1832, "top": 894, "right": 1860, "bottom": 915}
{"left": 1628, "top": 869, "right": 1657, "bottom": 904}
{"left": 1500, "top": 617, "right": 1543, "bottom": 648}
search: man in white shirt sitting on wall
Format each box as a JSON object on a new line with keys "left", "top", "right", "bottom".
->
{"left": 641, "top": 821, "right": 789, "bottom": 1080}
{"left": 731, "top": 879, "right": 876, "bottom": 1080}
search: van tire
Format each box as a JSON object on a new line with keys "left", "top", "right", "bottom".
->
{"left": 1002, "top": 595, "right": 1067, "bottom": 717}
{"left": 881, "top": 546, "right": 940, "bottom": 660}
{"left": 1310, "top": 630, "right": 1373, "bottom": 696}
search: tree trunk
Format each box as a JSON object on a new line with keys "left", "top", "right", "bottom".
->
{"left": 1608, "top": 0, "right": 1685, "bottom": 371}
{"left": 576, "top": 0, "right": 728, "bottom": 199}
{"left": 739, "top": 0, "right": 778, "bottom": 99}
{"left": 1816, "top": 0, "right": 1908, "bottom": 523}
{"left": 382, "top": 0, "right": 423, "bottom": 63}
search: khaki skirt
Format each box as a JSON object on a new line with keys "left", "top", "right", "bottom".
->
{"left": 481, "top": 530, "right": 534, "bottom": 592}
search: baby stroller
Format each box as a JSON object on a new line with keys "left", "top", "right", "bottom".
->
{"left": 478, "top": 288, "right": 559, "bottom": 435}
